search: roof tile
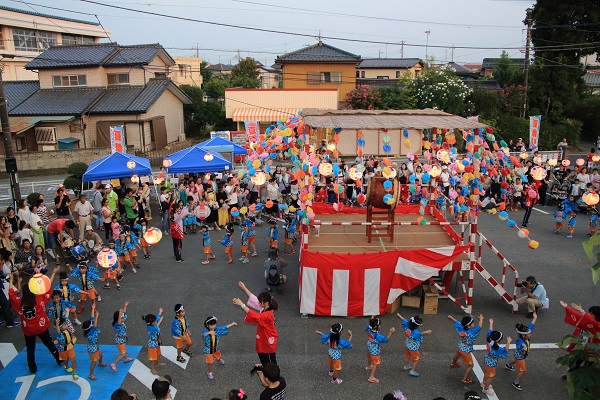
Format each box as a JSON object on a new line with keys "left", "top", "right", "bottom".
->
{"left": 277, "top": 41, "right": 361, "bottom": 63}
{"left": 87, "top": 86, "right": 146, "bottom": 113}
{"left": 359, "top": 58, "right": 422, "bottom": 69}
{"left": 9, "top": 88, "right": 104, "bottom": 116}
{"left": 3, "top": 81, "right": 40, "bottom": 112}
{"left": 126, "top": 80, "right": 169, "bottom": 112}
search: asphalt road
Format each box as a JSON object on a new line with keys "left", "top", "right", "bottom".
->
{"left": 0, "top": 205, "right": 597, "bottom": 400}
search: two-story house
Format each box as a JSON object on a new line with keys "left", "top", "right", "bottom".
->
{"left": 0, "top": 5, "right": 110, "bottom": 80}
{"left": 356, "top": 58, "right": 424, "bottom": 86}
{"left": 275, "top": 41, "right": 361, "bottom": 102}
{"left": 171, "top": 56, "right": 203, "bottom": 87}
{"left": 2, "top": 43, "right": 191, "bottom": 154}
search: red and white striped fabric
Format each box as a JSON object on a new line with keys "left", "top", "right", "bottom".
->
{"left": 299, "top": 245, "right": 469, "bottom": 316}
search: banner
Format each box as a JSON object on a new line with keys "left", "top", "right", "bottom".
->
{"left": 529, "top": 116, "right": 541, "bottom": 151}
{"left": 244, "top": 121, "right": 259, "bottom": 154}
{"left": 210, "top": 131, "right": 230, "bottom": 140}
{"left": 110, "top": 126, "right": 125, "bottom": 153}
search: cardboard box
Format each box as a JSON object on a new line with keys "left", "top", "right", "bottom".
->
{"left": 422, "top": 284, "right": 439, "bottom": 314}
{"left": 401, "top": 287, "right": 422, "bottom": 309}
{"left": 387, "top": 296, "right": 401, "bottom": 314}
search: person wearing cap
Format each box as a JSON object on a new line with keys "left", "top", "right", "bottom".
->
{"left": 52, "top": 270, "right": 90, "bottom": 326}
{"left": 151, "top": 375, "right": 172, "bottom": 400}
{"left": 201, "top": 315, "right": 237, "bottom": 380}
{"left": 54, "top": 188, "right": 71, "bottom": 220}
{"left": 8, "top": 267, "right": 62, "bottom": 373}
{"left": 83, "top": 225, "right": 103, "bottom": 256}
{"left": 46, "top": 219, "right": 77, "bottom": 265}
{"left": 171, "top": 304, "right": 193, "bottom": 363}
{"left": 75, "top": 194, "right": 94, "bottom": 242}
{"left": 315, "top": 323, "right": 353, "bottom": 384}
{"left": 67, "top": 261, "right": 103, "bottom": 314}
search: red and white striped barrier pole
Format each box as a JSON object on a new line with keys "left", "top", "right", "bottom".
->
{"left": 312, "top": 220, "right": 467, "bottom": 226}
{"left": 466, "top": 216, "right": 477, "bottom": 314}
{"left": 427, "top": 278, "right": 467, "bottom": 312}
{"left": 477, "top": 232, "right": 520, "bottom": 306}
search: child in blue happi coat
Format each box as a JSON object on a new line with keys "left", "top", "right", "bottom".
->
{"left": 505, "top": 312, "right": 537, "bottom": 391}
{"left": 397, "top": 313, "right": 432, "bottom": 377}
{"left": 365, "top": 317, "right": 395, "bottom": 383}
{"left": 482, "top": 318, "right": 512, "bottom": 397}
{"left": 316, "top": 323, "right": 353, "bottom": 384}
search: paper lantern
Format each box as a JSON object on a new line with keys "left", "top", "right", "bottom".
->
{"left": 436, "top": 150, "right": 449, "bottom": 163}
{"left": 382, "top": 166, "right": 397, "bottom": 179}
{"left": 205, "top": 173, "right": 211, "bottom": 180}
{"left": 357, "top": 193, "right": 366, "bottom": 204}
{"left": 97, "top": 248, "right": 118, "bottom": 268}
{"left": 547, "top": 158, "right": 557, "bottom": 166}
{"left": 576, "top": 158, "right": 585, "bottom": 166}
{"left": 517, "top": 228, "right": 529, "bottom": 238}
{"left": 593, "top": 155, "right": 600, "bottom": 162}
{"left": 143, "top": 227, "right": 163, "bottom": 245}
{"left": 519, "top": 152, "right": 528, "bottom": 160}
{"left": 327, "top": 143, "right": 336, "bottom": 152}
{"left": 126, "top": 160, "right": 136, "bottom": 170}
{"left": 163, "top": 158, "right": 173, "bottom": 168}
{"left": 562, "top": 159, "right": 570, "bottom": 167}
{"left": 204, "top": 152, "right": 214, "bottom": 162}
{"left": 318, "top": 162, "right": 333, "bottom": 177}
{"left": 266, "top": 200, "right": 274, "bottom": 208}
{"left": 196, "top": 204, "right": 211, "bottom": 220}
{"left": 533, "top": 156, "right": 542, "bottom": 165}
{"left": 131, "top": 175, "right": 139, "bottom": 184}
{"left": 240, "top": 206, "right": 248, "bottom": 214}
{"left": 153, "top": 177, "right": 162, "bottom": 185}
{"left": 528, "top": 240, "right": 539, "bottom": 250}
{"left": 582, "top": 191, "right": 600, "bottom": 206}
{"left": 251, "top": 171, "right": 266, "bottom": 186}
{"left": 530, "top": 166, "right": 547, "bottom": 181}
{"left": 28, "top": 273, "right": 51, "bottom": 295}
{"left": 430, "top": 165, "right": 442, "bottom": 178}
{"left": 348, "top": 167, "right": 362, "bottom": 181}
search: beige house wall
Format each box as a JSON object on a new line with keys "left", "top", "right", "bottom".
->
{"left": 358, "top": 66, "right": 422, "bottom": 79}
{"left": 38, "top": 63, "right": 162, "bottom": 89}
{"left": 145, "top": 89, "right": 185, "bottom": 143}
{"left": 281, "top": 63, "right": 357, "bottom": 101}
{"left": 225, "top": 89, "right": 338, "bottom": 118}
{"left": 171, "top": 56, "right": 203, "bottom": 87}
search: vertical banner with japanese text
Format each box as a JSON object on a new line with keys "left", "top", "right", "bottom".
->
{"left": 110, "top": 125, "right": 125, "bottom": 153}
{"left": 244, "top": 121, "right": 260, "bottom": 151}
{"left": 529, "top": 116, "right": 541, "bottom": 151}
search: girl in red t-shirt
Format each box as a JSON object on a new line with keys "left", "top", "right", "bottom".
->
{"left": 9, "top": 267, "right": 63, "bottom": 373}
{"left": 233, "top": 281, "right": 278, "bottom": 366}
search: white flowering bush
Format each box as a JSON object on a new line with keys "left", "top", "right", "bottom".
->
{"left": 411, "top": 66, "right": 474, "bottom": 116}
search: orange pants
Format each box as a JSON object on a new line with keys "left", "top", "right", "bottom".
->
{"left": 225, "top": 246, "right": 233, "bottom": 254}
{"left": 555, "top": 222, "right": 564, "bottom": 231}
{"left": 516, "top": 359, "right": 527, "bottom": 372}
{"left": 367, "top": 353, "right": 381, "bottom": 365}
{"left": 205, "top": 350, "right": 222, "bottom": 364}
{"left": 484, "top": 365, "right": 496, "bottom": 377}
{"left": 174, "top": 333, "right": 192, "bottom": 349}
{"left": 59, "top": 347, "right": 76, "bottom": 361}
{"left": 116, "top": 343, "right": 127, "bottom": 355}
{"left": 88, "top": 350, "right": 102, "bottom": 362}
{"left": 454, "top": 349, "right": 474, "bottom": 365}
{"left": 327, "top": 357, "right": 342, "bottom": 371}
{"left": 148, "top": 346, "right": 161, "bottom": 361}
{"left": 404, "top": 349, "right": 420, "bottom": 361}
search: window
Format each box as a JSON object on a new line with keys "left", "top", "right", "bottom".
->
{"left": 0, "top": 26, "right": 4, "bottom": 50}
{"left": 415, "top": 70, "right": 421, "bottom": 78}
{"left": 13, "top": 28, "right": 57, "bottom": 51}
{"left": 34, "top": 127, "right": 56, "bottom": 144}
{"left": 356, "top": 70, "right": 360, "bottom": 78}
{"left": 178, "top": 65, "right": 190, "bottom": 77}
{"left": 61, "top": 34, "right": 94, "bottom": 45}
{"left": 15, "top": 137, "right": 27, "bottom": 151}
{"left": 321, "top": 71, "right": 342, "bottom": 83}
{"left": 376, "top": 76, "right": 389, "bottom": 79}
{"left": 107, "top": 73, "right": 130, "bottom": 85}
{"left": 361, "top": 71, "right": 365, "bottom": 78}
{"left": 396, "top": 71, "right": 401, "bottom": 78}
{"left": 52, "top": 75, "right": 87, "bottom": 87}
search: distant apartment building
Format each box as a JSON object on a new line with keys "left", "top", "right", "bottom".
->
{"left": 0, "top": 5, "right": 111, "bottom": 80}
{"left": 171, "top": 56, "right": 203, "bottom": 87}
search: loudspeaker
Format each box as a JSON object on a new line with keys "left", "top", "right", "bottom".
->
{"left": 5, "top": 157, "right": 17, "bottom": 173}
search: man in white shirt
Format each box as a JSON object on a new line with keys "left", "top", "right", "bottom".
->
{"left": 74, "top": 194, "right": 94, "bottom": 241}
{"left": 440, "top": 165, "right": 450, "bottom": 197}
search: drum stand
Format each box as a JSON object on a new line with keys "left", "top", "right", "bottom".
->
{"left": 366, "top": 206, "right": 395, "bottom": 243}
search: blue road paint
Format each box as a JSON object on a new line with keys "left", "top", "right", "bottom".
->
{"left": 0, "top": 344, "right": 141, "bottom": 400}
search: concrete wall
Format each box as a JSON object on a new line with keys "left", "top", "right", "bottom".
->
{"left": 281, "top": 63, "right": 357, "bottom": 101}
{"left": 0, "top": 147, "right": 111, "bottom": 173}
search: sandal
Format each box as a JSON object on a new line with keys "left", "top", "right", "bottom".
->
{"left": 365, "top": 366, "right": 372, "bottom": 371}
{"left": 461, "top": 378, "right": 474, "bottom": 384}
{"left": 202, "top": 261, "right": 209, "bottom": 265}
{"left": 367, "top": 377, "right": 380, "bottom": 383}
{"left": 450, "top": 362, "right": 462, "bottom": 368}
{"left": 176, "top": 356, "right": 186, "bottom": 363}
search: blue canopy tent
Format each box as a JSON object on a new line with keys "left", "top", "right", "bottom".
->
{"left": 164, "top": 146, "right": 232, "bottom": 174}
{"left": 83, "top": 152, "right": 152, "bottom": 182}
{"left": 198, "top": 137, "right": 247, "bottom": 155}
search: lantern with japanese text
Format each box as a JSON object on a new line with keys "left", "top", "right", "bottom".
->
{"left": 97, "top": 248, "right": 118, "bottom": 268}
{"left": 548, "top": 158, "right": 557, "bottom": 167}
{"left": 143, "top": 227, "right": 163, "bottom": 245}
{"left": 163, "top": 158, "right": 173, "bottom": 168}
{"left": 204, "top": 152, "right": 214, "bottom": 162}
{"left": 126, "top": 160, "right": 136, "bottom": 170}
{"left": 28, "top": 273, "right": 51, "bottom": 295}
{"left": 530, "top": 166, "right": 547, "bottom": 181}
{"left": 131, "top": 175, "right": 139, "bottom": 184}
{"left": 348, "top": 167, "right": 362, "bottom": 181}
{"left": 582, "top": 191, "right": 600, "bottom": 206}
{"left": 251, "top": 170, "right": 266, "bottom": 186}
{"left": 430, "top": 165, "right": 442, "bottom": 178}
{"left": 318, "top": 162, "right": 333, "bottom": 177}
{"left": 562, "top": 159, "right": 570, "bottom": 167}
{"left": 382, "top": 166, "right": 397, "bottom": 179}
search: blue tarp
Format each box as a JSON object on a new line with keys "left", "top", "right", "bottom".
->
{"left": 83, "top": 152, "right": 152, "bottom": 182}
{"left": 198, "top": 136, "right": 247, "bottom": 155}
{"left": 165, "top": 145, "right": 232, "bottom": 173}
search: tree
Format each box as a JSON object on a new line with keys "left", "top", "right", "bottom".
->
{"left": 343, "top": 85, "right": 379, "bottom": 110}
{"left": 231, "top": 57, "right": 260, "bottom": 88}
{"left": 493, "top": 50, "right": 524, "bottom": 88}
{"left": 374, "top": 86, "right": 417, "bottom": 110}
{"left": 203, "top": 76, "right": 231, "bottom": 100}
{"left": 200, "top": 60, "right": 213, "bottom": 83}
{"left": 178, "top": 85, "right": 235, "bottom": 136}
{"left": 469, "top": 88, "right": 504, "bottom": 119}
{"left": 529, "top": 0, "right": 600, "bottom": 122}
{"left": 63, "top": 162, "right": 91, "bottom": 195}
{"left": 410, "top": 66, "right": 474, "bottom": 116}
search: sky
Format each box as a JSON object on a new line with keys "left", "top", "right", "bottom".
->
{"left": 12, "top": 0, "right": 537, "bottom": 66}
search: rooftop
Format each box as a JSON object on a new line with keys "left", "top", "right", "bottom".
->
{"left": 482, "top": 58, "right": 526, "bottom": 69}
{"left": 0, "top": 5, "right": 99, "bottom": 26}
{"left": 276, "top": 41, "right": 361, "bottom": 64}
{"left": 25, "top": 43, "right": 174, "bottom": 70}
{"left": 358, "top": 58, "right": 423, "bottom": 69}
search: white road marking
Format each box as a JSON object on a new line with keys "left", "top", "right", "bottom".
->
{"left": 129, "top": 359, "right": 178, "bottom": 398}
{"left": 159, "top": 345, "right": 189, "bottom": 369}
{"left": 0, "top": 343, "right": 18, "bottom": 367}
{"left": 471, "top": 356, "right": 499, "bottom": 400}
{"left": 532, "top": 207, "right": 550, "bottom": 215}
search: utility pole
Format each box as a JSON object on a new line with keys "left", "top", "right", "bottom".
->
{"left": 195, "top": 43, "right": 199, "bottom": 58}
{"left": 522, "top": 8, "right": 533, "bottom": 118}
{"left": 425, "top": 30, "right": 431, "bottom": 65}
{"left": 451, "top": 45, "right": 455, "bottom": 62}
{"left": 0, "top": 56, "right": 21, "bottom": 206}
{"left": 401, "top": 40, "right": 405, "bottom": 58}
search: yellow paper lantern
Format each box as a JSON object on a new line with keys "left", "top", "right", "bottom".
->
{"left": 251, "top": 170, "right": 266, "bottom": 186}
{"left": 318, "top": 162, "right": 333, "bottom": 177}
{"left": 143, "top": 227, "right": 163, "bottom": 245}
{"left": 28, "top": 273, "right": 51, "bottom": 295}
{"left": 289, "top": 206, "right": 296, "bottom": 212}
{"left": 519, "top": 152, "right": 528, "bottom": 160}
{"left": 436, "top": 150, "right": 449, "bottom": 163}
{"left": 528, "top": 240, "right": 539, "bottom": 250}
{"left": 582, "top": 191, "right": 600, "bottom": 206}
{"left": 126, "top": 160, "right": 136, "bottom": 170}
{"left": 204, "top": 152, "right": 214, "bottom": 162}
{"left": 252, "top": 159, "right": 261, "bottom": 169}
{"left": 97, "top": 248, "right": 118, "bottom": 268}
{"left": 163, "top": 158, "right": 173, "bottom": 168}
{"left": 205, "top": 173, "right": 211, "bottom": 180}
{"left": 382, "top": 166, "right": 397, "bottom": 179}
{"left": 348, "top": 167, "right": 362, "bottom": 180}
{"left": 430, "top": 165, "right": 442, "bottom": 178}
{"left": 593, "top": 155, "right": 600, "bottom": 162}
{"left": 547, "top": 158, "right": 557, "bottom": 166}
{"left": 404, "top": 139, "right": 411, "bottom": 147}
{"left": 153, "top": 177, "right": 162, "bottom": 185}
{"left": 131, "top": 175, "right": 139, "bottom": 184}
{"left": 240, "top": 206, "right": 248, "bottom": 215}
